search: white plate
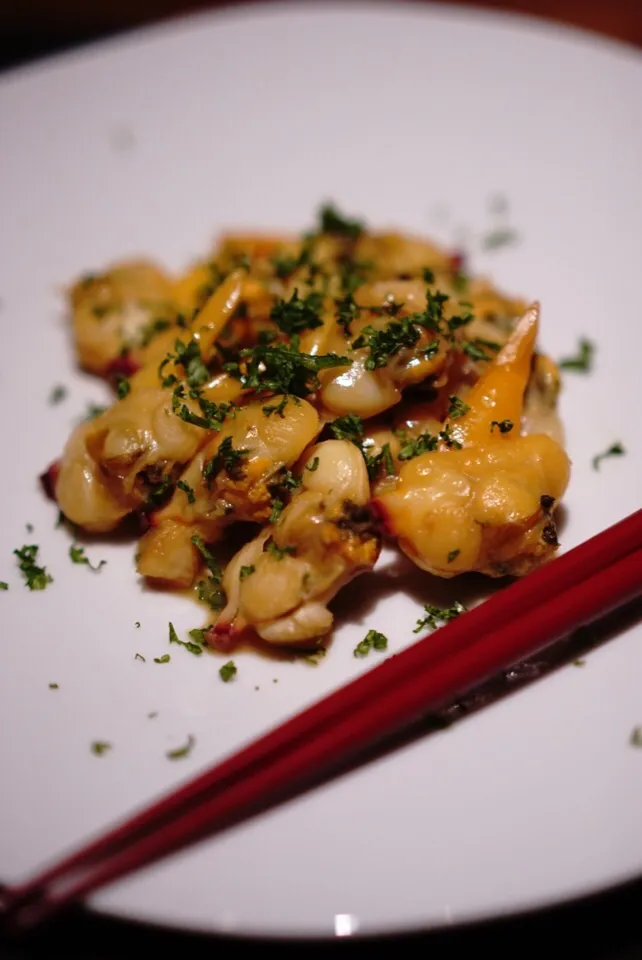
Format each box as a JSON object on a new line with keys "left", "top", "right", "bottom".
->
{"left": 1, "top": 1, "right": 641, "bottom": 940}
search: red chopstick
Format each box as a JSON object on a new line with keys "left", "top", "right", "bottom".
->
{"left": 3, "top": 509, "right": 642, "bottom": 933}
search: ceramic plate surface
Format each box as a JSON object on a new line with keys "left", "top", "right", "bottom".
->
{"left": 0, "top": 1, "right": 641, "bottom": 939}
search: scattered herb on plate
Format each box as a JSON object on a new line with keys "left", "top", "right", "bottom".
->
{"left": 592, "top": 442, "right": 626, "bottom": 471}
{"left": 414, "top": 601, "right": 467, "bottom": 633}
{"left": 559, "top": 338, "right": 594, "bottom": 373}
{"left": 13, "top": 545, "right": 53, "bottom": 590}
{"left": 69, "top": 544, "right": 106, "bottom": 571}
{"left": 166, "top": 735, "right": 196, "bottom": 760}
{"left": 219, "top": 661, "right": 237, "bottom": 682}
{"left": 353, "top": 629, "right": 388, "bottom": 657}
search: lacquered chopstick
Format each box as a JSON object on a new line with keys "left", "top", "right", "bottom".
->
{"left": 3, "top": 510, "right": 642, "bottom": 933}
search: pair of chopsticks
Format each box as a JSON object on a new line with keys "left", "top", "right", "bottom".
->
{"left": 2, "top": 509, "right": 641, "bottom": 934}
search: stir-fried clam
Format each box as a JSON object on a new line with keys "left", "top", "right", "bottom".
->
{"left": 49, "top": 206, "right": 569, "bottom": 651}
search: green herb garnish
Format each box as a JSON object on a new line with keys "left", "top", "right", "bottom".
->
{"left": 559, "top": 338, "right": 594, "bottom": 373}
{"left": 177, "top": 480, "right": 196, "bottom": 504}
{"left": 447, "top": 549, "right": 461, "bottom": 563}
{"left": 135, "top": 653, "right": 146, "bottom": 662}
{"left": 116, "top": 377, "right": 130, "bottom": 399}
{"left": 14, "top": 545, "right": 53, "bottom": 590}
{"left": 306, "top": 456, "right": 320, "bottom": 472}
{"left": 84, "top": 403, "right": 107, "bottom": 421}
{"left": 169, "top": 621, "right": 203, "bottom": 655}
{"left": 414, "top": 601, "right": 467, "bottom": 633}
{"left": 328, "top": 413, "right": 364, "bottom": 445}
{"left": 447, "top": 395, "right": 470, "bottom": 419}
{"left": 318, "top": 203, "right": 364, "bottom": 240}
{"left": 398, "top": 432, "right": 438, "bottom": 461}
{"left": 49, "top": 384, "right": 67, "bottom": 405}
{"left": 153, "top": 654, "right": 171, "bottom": 664}
{"left": 202, "top": 435, "right": 249, "bottom": 485}
{"left": 266, "top": 540, "right": 297, "bottom": 560}
{"left": 219, "top": 661, "right": 237, "bottom": 682}
{"left": 91, "top": 741, "right": 112, "bottom": 756}
{"left": 69, "top": 544, "right": 106, "bottom": 571}
{"left": 166, "top": 735, "right": 195, "bottom": 760}
{"left": 490, "top": 419, "right": 514, "bottom": 434}
{"left": 0, "top": 582, "right": 8, "bottom": 591}
{"left": 353, "top": 629, "right": 388, "bottom": 657}
{"left": 592, "top": 441, "right": 626, "bottom": 471}
{"left": 240, "top": 565, "right": 255, "bottom": 581}
{"left": 335, "top": 292, "right": 360, "bottom": 336}
{"left": 481, "top": 228, "right": 519, "bottom": 251}
{"left": 140, "top": 317, "right": 171, "bottom": 347}
{"left": 269, "top": 499, "right": 284, "bottom": 524}
{"left": 270, "top": 289, "right": 324, "bottom": 336}
{"left": 352, "top": 316, "right": 420, "bottom": 369}
{"left": 239, "top": 339, "right": 350, "bottom": 397}
{"left": 49, "top": 682, "right": 59, "bottom": 689}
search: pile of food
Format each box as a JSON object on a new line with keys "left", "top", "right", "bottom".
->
{"left": 43, "top": 204, "right": 570, "bottom": 650}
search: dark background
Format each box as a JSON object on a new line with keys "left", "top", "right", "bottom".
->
{"left": 1, "top": 1, "right": 641, "bottom": 956}
{"left": 1, "top": 0, "right": 642, "bottom": 69}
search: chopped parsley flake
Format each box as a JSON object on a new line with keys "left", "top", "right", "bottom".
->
{"left": 270, "top": 288, "right": 324, "bottom": 336}
{"left": 49, "top": 682, "right": 59, "bottom": 689}
{"left": 414, "top": 601, "right": 467, "bottom": 633}
{"left": 398, "top": 432, "right": 438, "bottom": 461}
{"left": 153, "top": 654, "right": 171, "bottom": 664}
{"left": 203, "top": 435, "right": 249, "bottom": 485}
{"left": 0, "top": 582, "right": 8, "bottom": 591}
{"left": 352, "top": 316, "right": 420, "bottom": 370}
{"left": 335, "top": 291, "right": 360, "bottom": 336}
{"left": 592, "top": 442, "right": 626, "bottom": 471}
{"left": 262, "top": 395, "right": 290, "bottom": 418}
{"left": 266, "top": 540, "right": 297, "bottom": 560}
{"left": 174, "top": 337, "right": 209, "bottom": 388}
{"left": 353, "top": 629, "right": 389, "bottom": 657}
{"left": 177, "top": 480, "right": 196, "bottom": 503}
{"left": 303, "top": 647, "right": 327, "bottom": 666}
{"left": 84, "top": 403, "right": 107, "bottom": 421}
{"left": 219, "top": 660, "right": 237, "bottom": 682}
{"left": 630, "top": 727, "right": 642, "bottom": 748}
{"left": 188, "top": 627, "right": 211, "bottom": 644}
{"left": 135, "top": 653, "right": 146, "bottom": 662}
{"left": 140, "top": 317, "right": 171, "bottom": 347}
{"left": 447, "top": 395, "right": 470, "bottom": 419}
{"left": 116, "top": 376, "right": 130, "bottom": 399}
{"left": 239, "top": 339, "right": 350, "bottom": 397}
{"left": 306, "top": 456, "right": 320, "bottom": 472}
{"left": 69, "top": 544, "right": 107, "bottom": 571}
{"left": 14, "top": 545, "right": 53, "bottom": 590}
{"left": 447, "top": 549, "right": 461, "bottom": 563}
{"left": 422, "top": 267, "right": 435, "bottom": 284}
{"left": 461, "top": 340, "right": 493, "bottom": 362}
{"left": 439, "top": 425, "right": 463, "bottom": 449}
{"left": 169, "top": 621, "right": 203, "bottom": 655}
{"left": 91, "top": 741, "right": 112, "bottom": 756}
{"left": 269, "top": 499, "right": 284, "bottom": 523}
{"left": 329, "top": 412, "right": 364, "bottom": 445}
{"left": 192, "top": 536, "right": 226, "bottom": 610}
{"left": 166, "top": 735, "right": 195, "bottom": 760}
{"left": 239, "top": 565, "right": 255, "bottom": 581}
{"left": 481, "top": 228, "right": 519, "bottom": 250}
{"left": 49, "top": 384, "right": 68, "bottom": 405}
{"left": 318, "top": 203, "right": 364, "bottom": 240}
{"left": 559, "top": 338, "right": 594, "bottom": 373}
{"left": 490, "top": 419, "right": 514, "bottom": 434}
